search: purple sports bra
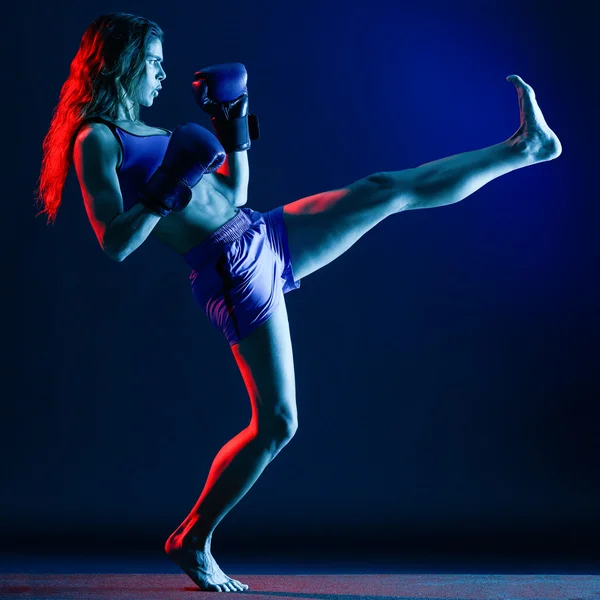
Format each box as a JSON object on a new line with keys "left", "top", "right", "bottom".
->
{"left": 87, "top": 117, "right": 172, "bottom": 211}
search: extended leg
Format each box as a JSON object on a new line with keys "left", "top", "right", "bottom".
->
{"left": 282, "top": 75, "right": 562, "bottom": 281}
{"left": 400, "top": 76, "right": 561, "bottom": 210}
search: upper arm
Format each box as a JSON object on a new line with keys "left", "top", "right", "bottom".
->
{"left": 72, "top": 123, "right": 124, "bottom": 256}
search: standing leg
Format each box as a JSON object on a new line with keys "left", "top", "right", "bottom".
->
{"left": 165, "top": 299, "right": 296, "bottom": 592}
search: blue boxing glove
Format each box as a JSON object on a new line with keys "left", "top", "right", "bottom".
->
{"left": 139, "top": 123, "right": 226, "bottom": 217}
{"left": 192, "top": 62, "right": 260, "bottom": 154}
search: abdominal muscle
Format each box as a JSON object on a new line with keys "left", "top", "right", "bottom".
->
{"left": 150, "top": 174, "right": 240, "bottom": 255}
{"left": 108, "top": 119, "right": 240, "bottom": 256}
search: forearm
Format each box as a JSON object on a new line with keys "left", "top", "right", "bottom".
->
{"left": 223, "top": 150, "right": 249, "bottom": 206}
{"left": 103, "top": 203, "right": 162, "bottom": 261}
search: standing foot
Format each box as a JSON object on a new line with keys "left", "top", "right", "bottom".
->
{"left": 506, "top": 74, "right": 562, "bottom": 163}
{"left": 166, "top": 537, "right": 249, "bottom": 592}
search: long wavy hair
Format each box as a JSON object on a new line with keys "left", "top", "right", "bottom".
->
{"left": 35, "top": 13, "right": 164, "bottom": 224}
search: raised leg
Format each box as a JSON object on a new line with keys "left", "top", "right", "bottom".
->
{"left": 165, "top": 299, "right": 296, "bottom": 592}
{"left": 282, "top": 75, "right": 561, "bottom": 281}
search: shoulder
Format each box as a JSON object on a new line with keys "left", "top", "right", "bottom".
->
{"left": 73, "top": 121, "right": 121, "bottom": 167}
{"left": 75, "top": 120, "right": 120, "bottom": 151}
{"left": 76, "top": 120, "right": 117, "bottom": 144}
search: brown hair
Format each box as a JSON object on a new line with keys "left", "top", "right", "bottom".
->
{"left": 34, "top": 12, "right": 164, "bottom": 224}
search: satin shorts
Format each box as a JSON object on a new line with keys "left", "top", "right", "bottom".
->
{"left": 183, "top": 207, "right": 301, "bottom": 346}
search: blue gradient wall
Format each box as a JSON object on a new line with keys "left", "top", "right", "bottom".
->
{"left": 5, "top": 0, "right": 597, "bottom": 553}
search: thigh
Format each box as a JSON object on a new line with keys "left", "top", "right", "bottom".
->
{"left": 230, "top": 298, "right": 297, "bottom": 428}
{"left": 281, "top": 172, "right": 414, "bottom": 281}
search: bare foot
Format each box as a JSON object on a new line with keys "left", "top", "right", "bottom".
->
{"left": 166, "top": 539, "right": 249, "bottom": 592}
{"left": 506, "top": 74, "right": 562, "bottom": 163}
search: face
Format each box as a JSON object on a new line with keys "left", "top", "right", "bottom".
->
{"left": 136, "top": 37, "right": 166, "bottom": 107}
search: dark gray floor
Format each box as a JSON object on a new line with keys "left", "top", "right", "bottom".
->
{"left": 1, "top": 571, "right": 600, "bottom": 599}
{"left": 1, "top": 554, "right": 600, "bottom": 600}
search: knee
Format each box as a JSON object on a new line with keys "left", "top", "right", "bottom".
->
{"left": 256, "top": 413, "right": 298, "bottom": 450}
{"left": 270, "top": 413, "right": 298, "bottom": 444}
{"left": 365, "top": 172, "right": 391, "bottom": 186}
{"left": 363, "top": 171, "right": 416, "bottom": 213}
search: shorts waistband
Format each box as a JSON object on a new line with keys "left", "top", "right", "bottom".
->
{"left": 183, "top": 208, "right": 253, "bottom": 270}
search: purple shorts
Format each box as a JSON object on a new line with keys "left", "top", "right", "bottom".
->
{"left": 183, "top": 207, "right": 301, "bottom": 346}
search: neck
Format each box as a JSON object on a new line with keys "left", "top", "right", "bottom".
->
{"left": 116, "top": 101, "right": 139, "bottom": 122}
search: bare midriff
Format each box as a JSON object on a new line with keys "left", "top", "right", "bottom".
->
{"left": 151, "top": 180, "right": 240, "bottom": 255}
{"left": 112, "top": 120, "right": 241, "bottom": 255}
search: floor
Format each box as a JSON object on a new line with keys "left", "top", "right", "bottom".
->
{"left": 1, "top": 552, "right": 599, "bottom": 599}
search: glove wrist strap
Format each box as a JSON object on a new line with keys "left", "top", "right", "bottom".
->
{"left": 212, "top": 114, "right": 260, "bottom": 154}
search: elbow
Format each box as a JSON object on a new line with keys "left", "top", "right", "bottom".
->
{"left": 232, "top": 188, "right": 249, "bottom": 207}
{"left": 103, "top": 242, "right": 126, "bottom": 262}
{"left": 101, "top": 217, "right": 126, "bottom": 262}
{"left": 102, "top": 230, "right": 126, "bottom": 262}
{"left": 106, "top": 249, "right": 125, "bottom": 262}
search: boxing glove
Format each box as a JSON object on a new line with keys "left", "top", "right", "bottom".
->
{"left": 139, "top": 123, "right": 226, "bottom": 217}
{"left": 192, "top": 62, "right": 260, "bottom": 154}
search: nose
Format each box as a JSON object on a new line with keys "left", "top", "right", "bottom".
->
{"left": 158, "top": 65, "right": 166, "bottom": 81}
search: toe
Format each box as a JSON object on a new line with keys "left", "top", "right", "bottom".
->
{"left": 230, "top": 579, "right": 245, "bottom": 591}
{"left": 507, "top": 74, "right": 528, "bottom": 89}
{"left": 508, "top": 75, "right": 535, "bottom": 96}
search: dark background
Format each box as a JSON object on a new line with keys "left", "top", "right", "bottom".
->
{"left": 4, "top": 0, "right": 598, "bottom": 567}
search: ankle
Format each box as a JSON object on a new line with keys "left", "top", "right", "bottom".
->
{"left": 181, "top": 528, "right": 213, "bottom": 551}
{"left": 167, "top": 523, "right": 212, "bottom": 552}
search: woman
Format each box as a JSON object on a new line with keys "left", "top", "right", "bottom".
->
{"left": 35, "top": 12, "right": 561, "bottom": 593}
